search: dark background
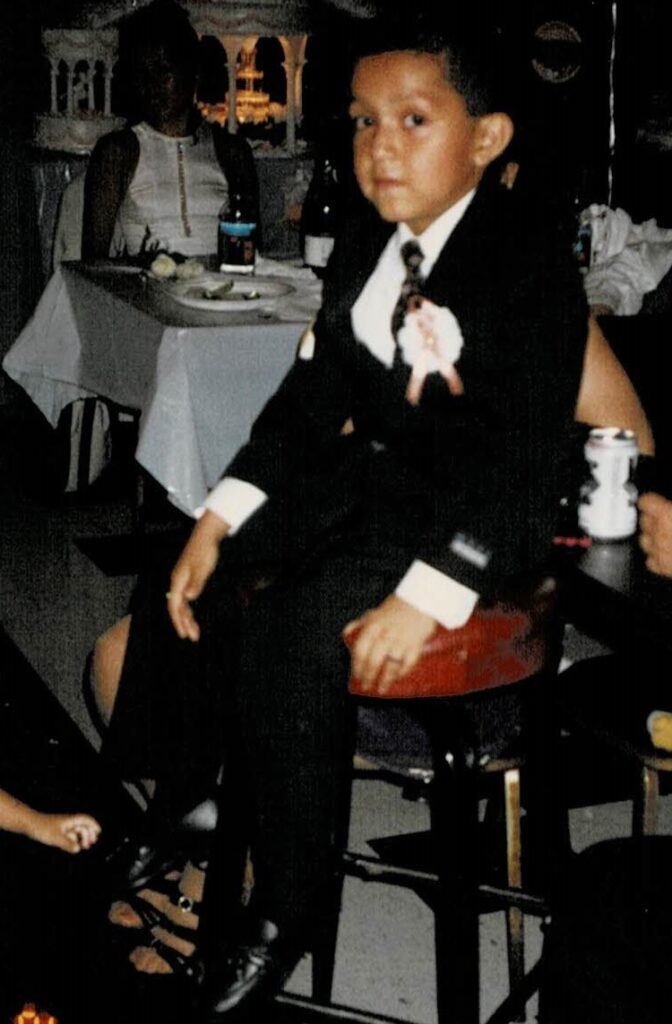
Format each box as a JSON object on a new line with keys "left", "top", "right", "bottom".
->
{"left": 1, "top": 1, "right": 671, "bottom": 219}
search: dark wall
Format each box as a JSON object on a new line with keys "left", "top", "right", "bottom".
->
{"left": 0, "top": 7, "right": 43, "bottom": 136}
{"left": 6, "top": 0, "right": 672, "bottom": 221}
{"left": 612, "top": 0, "right": 672, "bottom": 223}
{"left": 497, "top": 1, "right": 615, "bottom": 209}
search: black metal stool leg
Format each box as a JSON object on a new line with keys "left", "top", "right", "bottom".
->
{"left": 311, "top": 872, "right": 347, "bottom": 1002}
{"left": 430, "top": 730, "right": 481, "bottom": 1024}
{"left": 311, "top": 742, "right": 356, "bottom": 1003}
{"left": 522, "top": 671, "right": 573, "bottom": 898}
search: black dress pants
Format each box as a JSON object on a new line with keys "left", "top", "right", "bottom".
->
{"left": 207, "top": 544, "right": 407, "bottom": 932}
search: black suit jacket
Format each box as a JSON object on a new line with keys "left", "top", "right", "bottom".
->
{"left": 225, "top": 176, "right": 588, "bottom": 599}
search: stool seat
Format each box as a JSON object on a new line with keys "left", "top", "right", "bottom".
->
{"left": 347, "top": 578, "right": 557, "bottom": 700}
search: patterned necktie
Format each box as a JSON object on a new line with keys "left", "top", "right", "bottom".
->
{"left": 391, "top": 239, "right": 425, "bottom": 344}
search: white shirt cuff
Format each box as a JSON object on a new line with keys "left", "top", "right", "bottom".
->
{"left": 395, "top": 560, "right": 479, "bottom": 629}
{"left": 198, "top": 477, "right": 268, "bottom": 535}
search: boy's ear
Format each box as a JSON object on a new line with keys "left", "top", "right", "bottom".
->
{"left": 472, "top": 113, "right": 514, "bottom": 169}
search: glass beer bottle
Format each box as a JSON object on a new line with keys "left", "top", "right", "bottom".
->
{"left": 218, "top": 191, "right": 257, "bottom": 274}
{"left": 300, "top": 154, "right": 341, "bottom": 278}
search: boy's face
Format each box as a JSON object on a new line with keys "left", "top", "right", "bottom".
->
{"left": 350, "top": 51, "right": 499, "bottom": 235}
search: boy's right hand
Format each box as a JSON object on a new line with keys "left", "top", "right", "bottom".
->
{"left": 167, "top": 511, "right": 230, "bottom": 641}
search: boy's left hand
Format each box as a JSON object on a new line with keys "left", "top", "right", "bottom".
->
{"left": 343, "top": 595, "right": 436, "bottom": 696}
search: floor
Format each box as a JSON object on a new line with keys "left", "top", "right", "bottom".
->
{"left": 0, "top": 394, "right": 670, "bottom": 1024}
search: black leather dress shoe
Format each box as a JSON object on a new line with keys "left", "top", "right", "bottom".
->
{"left": 104, "top": 834, "right": 183, "bottom": 891}
{"left": 105, "top": 797, "right": 219, "bottom": 891}
{"left": 203, "top": 918, "right": 297, "bottom": 1020}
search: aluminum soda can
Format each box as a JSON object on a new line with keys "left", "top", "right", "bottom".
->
{"left": 578, "top": 427, "right": 639, "bottom": 541}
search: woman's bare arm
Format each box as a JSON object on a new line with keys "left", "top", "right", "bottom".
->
{"left": 81, "top": 130, "right": 139, "bottom": 261}
{"left": 574, "top": 316, "right": 655, "bottom": 455}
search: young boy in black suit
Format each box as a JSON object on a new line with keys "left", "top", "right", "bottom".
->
{"left": 97, "top": 9, "right": 652, "bottom": 1010}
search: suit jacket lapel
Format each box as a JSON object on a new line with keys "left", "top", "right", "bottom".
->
{"left": 423, "top": 180, "right": 501, "bottom": 315}
{"left": 322, "top": 213, "right": 393, "bottom": 349}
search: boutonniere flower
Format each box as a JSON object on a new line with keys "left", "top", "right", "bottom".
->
{"left": 398, "top": 299, "right": 465, "bottom": 405}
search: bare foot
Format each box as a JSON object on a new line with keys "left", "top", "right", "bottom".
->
{"left": 129, "top": 861, "right": 205, "bottom": 975}
{"left": 28, "top": 812, "right": 101, "bottom": 853}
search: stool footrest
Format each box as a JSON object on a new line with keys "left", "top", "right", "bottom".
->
{"left": 342, "top": 852, "right": 548, "bottom": 915}
{"left": 276, "top": 992, "right": 419, "bottom": 1024}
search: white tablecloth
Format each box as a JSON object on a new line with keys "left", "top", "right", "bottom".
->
{"left": 4, "top": 261, "right": 321, "bottom": 516}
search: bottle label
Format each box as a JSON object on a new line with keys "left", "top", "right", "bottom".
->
{"left": 304, "top": 235, "right": 334, "bottom": 268}
{"left": 219, "top": 221, "right": 256, "bottom": 238}
{"left": 218, "top": 221, "right": 256, "bottom": 268}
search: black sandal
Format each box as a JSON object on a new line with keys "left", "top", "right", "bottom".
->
{"left": 141, "top": 932, "right": 203, "bottom": 982}
{"left": 109, "top": 870, "right": 184, "bottom": 931}
{"left": 129, "top": 889, "right": 204, "bottom": 981}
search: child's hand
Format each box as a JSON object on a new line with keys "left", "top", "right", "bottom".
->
{"left": 167, "top": 510, "right": 230, "bottom": 641}
{"left": 343, "top": 594, "right": 436, "bottom": 696}
{"left": 30, "top": 812, "right": 101, "bottom": 854}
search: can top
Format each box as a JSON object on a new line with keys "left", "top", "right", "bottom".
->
{"left": 588, "top": 426, "right": 637, "bottom": 447}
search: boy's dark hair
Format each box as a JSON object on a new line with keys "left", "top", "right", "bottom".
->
{"left": 348, "top": 8, "right": 516, "bottom": 117}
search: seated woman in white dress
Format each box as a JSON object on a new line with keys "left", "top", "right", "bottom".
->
{"left": 81, "top": 0, "right": 258, "bottom": 262}
{"left": 78, "top": 5, "right": 260, "bottom": 975}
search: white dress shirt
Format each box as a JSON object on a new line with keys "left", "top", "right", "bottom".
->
{"left": 204, "top": 192, "right": 478, "bottom": 629}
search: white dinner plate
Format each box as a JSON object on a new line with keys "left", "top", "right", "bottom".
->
{"left": 163, "top": 274, "right": 294, "bottom": 311}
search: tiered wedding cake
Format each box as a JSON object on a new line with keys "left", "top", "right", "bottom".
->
{"left": 34, "top": 29, "right": 125, "bottom": 155}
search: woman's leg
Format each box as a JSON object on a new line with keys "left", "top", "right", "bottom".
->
{"left": 91, "top": 614, "right": 157, "bottom": 805}
{"left": 92, "top": 610, "right": 218, "bottom": 948}
{"left": 91, "top": 613, "right": 172, "bottom": 928}
{"left": 91, "top": 614, "right": 131, "bottom": 727}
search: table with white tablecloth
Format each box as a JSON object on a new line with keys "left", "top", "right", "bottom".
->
{"left": 3, "top": 260, "right": 321, "bottom": 516}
